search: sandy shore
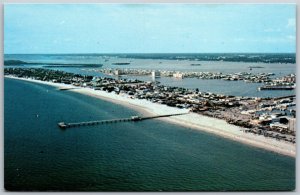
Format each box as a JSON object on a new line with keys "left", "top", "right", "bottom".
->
{"left": 5, "top": 76, "right": 296, "bottom": 157}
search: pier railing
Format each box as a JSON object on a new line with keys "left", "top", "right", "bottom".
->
{"left": 58, "top": 113, "right": 187, "bottom": 129}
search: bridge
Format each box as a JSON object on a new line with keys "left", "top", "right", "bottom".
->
{"left": 58, "top": 113, "right": 187, "bottom": 129}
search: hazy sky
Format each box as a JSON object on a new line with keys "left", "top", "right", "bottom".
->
{"left": 4, "top": 4, "right": 296, "bottom": 54}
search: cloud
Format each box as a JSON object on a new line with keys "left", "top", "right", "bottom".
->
{"left": 233, "top": 37, "right": 245, "bottom": 42}
{"left": 286, "top": 35, "right": 295, "bottom": 40}
{"left": 262, "top": 35, "right": 295, "bottom": 43}
{"left": 263, "top": 28, "right": 281, "bottom": 32}
{"left": 286, "top": 18, "right": 295, "bottom": 28}
{"left": 64, "top": 38, "right": 72, "bottom": 42}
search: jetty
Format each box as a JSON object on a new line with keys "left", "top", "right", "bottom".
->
{"left": 58, "top": 113, "right": 187, "bottom": 129}
{"left": 258, "top": 85, "right": 295, "bottom": 90}
{"left": 273, "top": 95, "right": 296, "bottom": 100}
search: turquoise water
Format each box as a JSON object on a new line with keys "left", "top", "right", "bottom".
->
{"left": 4, "top": 78, "right": 295, "bottom": 191}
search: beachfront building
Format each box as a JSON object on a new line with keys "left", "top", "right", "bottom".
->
{"left": 288, "top": 117, "right": 296, "bottom": 132}
{"left": 152, "top": 70, "right": 161, "bottom": 78}
{"left": 114, "top": 69, "right": 122, "bottom": 76}
{"left": 284, "top": 74, "right": 296, "bottom": 83}
{"left": 173, "top": 72, "right": 184, "bottom": 79}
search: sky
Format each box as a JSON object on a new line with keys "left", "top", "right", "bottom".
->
{"left": 4, "top": 4, "right": 296, "bottom": 54}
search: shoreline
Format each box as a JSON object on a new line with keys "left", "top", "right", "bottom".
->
{"left": 5, "top": 76, "right": 296, "bottom": 158}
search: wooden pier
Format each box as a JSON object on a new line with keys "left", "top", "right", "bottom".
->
{"left": 58, "top": 87, "right": 79, "bottom": 91}
{"left": 58, "top": 113, "right": 187, "bottom": 129}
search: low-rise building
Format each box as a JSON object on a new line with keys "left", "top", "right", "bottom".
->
{"left": 173, "top": 72, "right": 184, "bottom": 79}
{"left": 152, "top": 71, "right": 160, "bottom": 78}
{"left": 114, "top": 69, "right": 122, "bottom": 76}
{"left": 288, "top": 117, "right": 296, "bottom": 132}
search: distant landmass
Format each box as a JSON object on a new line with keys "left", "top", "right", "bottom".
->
{"left": 4, "top": 60, "right": 103, "bottom": 68}
{"left": 4, "top": 53, "right": 296, "bottom": 64}
{"left": 111, "top": 62, "right": 131, "bottom": 65}
{"left": 110, "top": 53, "right": 295, "bottom": 64}
{"left": 43, "top": 64, "right": 103, "bottom": 68}
{"left": 4, "top": 60, "right": 27, "bottom": 65}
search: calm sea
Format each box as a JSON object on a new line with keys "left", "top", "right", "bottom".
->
{"left": 4, "top": 78, "right": 295, "bottom": 191}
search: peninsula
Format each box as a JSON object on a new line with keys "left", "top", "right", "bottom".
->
{"left": 4, "top": 68, "right": 296, "bottom": 157}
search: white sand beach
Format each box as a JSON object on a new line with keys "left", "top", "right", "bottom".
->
{"left": 6, "top": 76, "right": 296, "bottom": 157}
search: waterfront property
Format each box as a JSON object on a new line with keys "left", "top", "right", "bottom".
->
{"left": 5, "top": 77, "right": 295, "bottom": 191}
{"left": 4, "top": 68, "right": 296, "bottom": 144}
{"left": 4, "top": 3, "right": 296, "bottom": 192}
{"left": 96, "top": 68, "right": 296, "bottom": 86}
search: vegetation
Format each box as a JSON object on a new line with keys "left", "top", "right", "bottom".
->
{"left": 4, "top": 60, "right": 27, "bottom": 66}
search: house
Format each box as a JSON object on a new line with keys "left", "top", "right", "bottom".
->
{"left": 173, "top": 72, "right": 184, "bottom": 79}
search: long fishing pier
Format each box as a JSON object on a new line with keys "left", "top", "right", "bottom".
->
{"left": 58, "top": 113, "right": 187, "bottom": 129}
{"left": 58, "top": 87, "right": 79, "bottom": 91}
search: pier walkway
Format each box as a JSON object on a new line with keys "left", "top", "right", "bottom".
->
{"left": 58, "top": 113, "right": 187, "bottom": 129}
{"left": 58, "top": 87, "right": 79, "bottom": 91}
{"left": 273, "top": 95, "right": 296, "bottom": 100}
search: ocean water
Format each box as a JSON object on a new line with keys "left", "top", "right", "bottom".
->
{"left": 4, "top": 54, "right": 296, "bottom": 98}
{"left": 4, "top": 78, "right": 295, "bottom": 191}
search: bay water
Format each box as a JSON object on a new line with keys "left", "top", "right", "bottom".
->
{"left": 5, "top": 54, "right": 296, "bottom": 98}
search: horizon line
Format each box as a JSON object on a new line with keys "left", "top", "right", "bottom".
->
{"left": 4, "top": 52, "right": 296, "bottom": 55}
